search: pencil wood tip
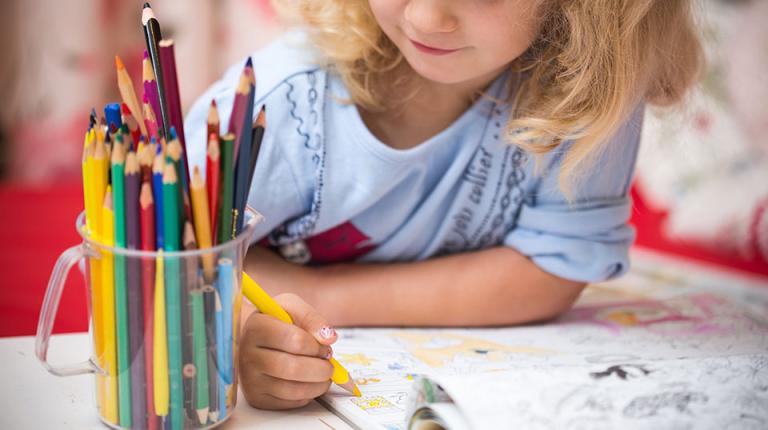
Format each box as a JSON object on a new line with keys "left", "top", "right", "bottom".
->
{"left": 208, "top": 101, "right": 219, "bottom": 123}
{"left": 256, "top": 107, "right": 266, "bottom": 127}
{"left": 337, "top": 379, "right": 362, "bottom": 397}
{"left": 197, "top": 409, "right": 209, "bottom": 426}
{"left": 162, "top": 162, "right": 177, "bottom": 183}
{"left": 192, "top": 165, "right": 203, "bottom": 184}
{"left": 140, "top": 182, "right": 154, "bottom": 207}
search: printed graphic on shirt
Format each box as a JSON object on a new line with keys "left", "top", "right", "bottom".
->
{"left": 273, "top": 221, "right": 377, "bottom": 265}
{"left": 437, "top": 108, "right": 528, "bottom": 256}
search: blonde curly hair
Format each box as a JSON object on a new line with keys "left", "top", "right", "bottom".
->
{"left": 273, "top": 0, "right": 704, "bottom": 193}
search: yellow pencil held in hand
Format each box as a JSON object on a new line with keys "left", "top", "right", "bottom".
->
{"left": 241, "top": 273, "right": 361, "bottom": 397}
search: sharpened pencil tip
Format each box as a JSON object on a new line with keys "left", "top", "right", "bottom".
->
{"left": 143, "top": 2, "right": 151, "bottom": 8}
{"left": 197, "top": 409, "right": 208, "bottom": 425}
{"left": 353, "top": 386, "right": 362, "bottom": 397}
{"left": 245, "top": 57, "right": 253, "bottom": 68}
{"left": 115, "top": 55, "right": 125, "bottom": 70}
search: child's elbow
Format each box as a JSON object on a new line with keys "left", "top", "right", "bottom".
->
{"left": 535, "top": 278, "right": 586, "bottom": 322}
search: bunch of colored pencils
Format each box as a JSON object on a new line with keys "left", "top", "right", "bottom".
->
{"left": 80, "top": 4, "right": 265, "bottom": 430}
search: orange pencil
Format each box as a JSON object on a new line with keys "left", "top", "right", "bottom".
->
{"left": 115, "top": 55, "right": 148, "bottom": 137}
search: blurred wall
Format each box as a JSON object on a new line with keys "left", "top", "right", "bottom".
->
{"left": 0, "top": 0, "right": 283, "bottom": 183}
{"left": 0, "top": 0, "right": 764, "bottom": 262}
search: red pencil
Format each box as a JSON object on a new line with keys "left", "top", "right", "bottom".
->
{"left": 207, "top": 100, "right": 219, "bottom": 139}
{"left": 206, "top": 133, "right": 220, "bottom": 245}
{"left": 139, "top": 181, "right": 158, "bottom": 430}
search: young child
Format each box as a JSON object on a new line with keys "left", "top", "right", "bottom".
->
{"left": 185, "top": 0, "right": 702, "bottom": 410}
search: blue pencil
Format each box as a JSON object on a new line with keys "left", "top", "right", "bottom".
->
{"left": 215, "top": 258, "right": 233, "bottom": 416}
{"left": 105, "top": 102, "right": 123, "bottom": 134}
{"left": 152, "top": 141, "right": 165, "bottom": 249}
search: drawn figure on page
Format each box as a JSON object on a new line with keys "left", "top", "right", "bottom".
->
{"left": 590, "top": 364, "right": 651, "bottom": 380}
{"left": 564, "top": 294, "right": 751, "bottom": 336}
{"left": 351, "top": 395, "right": 401, "bottom": 415}
{"left": 392, "top": 331, "right": 552, "bottom": 368}
{"left": 623, "top": 391, "right": 708, "bottom": 418}
{"left": 338, "top": 353, "right": 376, "bottom": 366}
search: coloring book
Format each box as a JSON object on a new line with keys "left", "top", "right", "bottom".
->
{"left": 320, "top": 256, "right": 768, "bottom": 429}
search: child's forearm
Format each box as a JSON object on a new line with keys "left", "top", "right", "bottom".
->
{"left": 312, "top": 247, "right": 585, "bottom": 326}
{"left": 246, "top": 246, "right": 585, "bottom": 327}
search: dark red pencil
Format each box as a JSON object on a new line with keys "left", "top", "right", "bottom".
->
{"left": 139, "top": 181, "right": 158, "bottom": 430}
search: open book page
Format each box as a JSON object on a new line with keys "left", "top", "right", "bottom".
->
{"left": 410, "top": 354, "right": 768, "bottom": 429}
{"left": 321, "top": 258, "right": 768, "bottom": 430}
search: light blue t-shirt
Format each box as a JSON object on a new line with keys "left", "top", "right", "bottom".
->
{"left": 185, "top": 32, "right": 643, "bottom": 283}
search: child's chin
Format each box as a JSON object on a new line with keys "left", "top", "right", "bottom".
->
{"left": 407, "top": 60, "right": 473, "bottom": 86}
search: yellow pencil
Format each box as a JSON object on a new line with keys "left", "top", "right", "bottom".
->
{"left": 82, "top": 129, "right": 108, "bottom": 414}
{"left": 241, "top": 274, "right": 361, "bottom": 396}
{"left": 101, "top": 188, "right": 118, "bottom": 424}
{"left": 154, "top": 250, "right": 170, "bottom": 416}
{"left": 82, "top": 130, "right": 95, "bottom": 235}
{"left": 189, "top": 167, "right": 215, "bottom": 281}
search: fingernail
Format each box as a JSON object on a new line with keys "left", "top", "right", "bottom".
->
{"left": 319, "top": 326, "right": 336, "bottom": 339}
{"left": 325, "top": 347, "right": 333, "bottom": 360}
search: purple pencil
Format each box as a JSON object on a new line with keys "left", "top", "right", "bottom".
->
{"left": 124, "top": 150, "right": 148, "bottom": 429}
{"left": 227, "top": 59, "right": 253, "bottom": 163}
{"left": 158, "top": 39, "right": 190, "bottom": 191}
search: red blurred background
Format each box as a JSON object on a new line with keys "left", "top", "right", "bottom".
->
{"left": 0, "top": 0, "right": 766, "bottom": 338}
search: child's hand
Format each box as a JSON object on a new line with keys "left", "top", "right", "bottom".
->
{"left": 239, "top": 293, "right": 337, "bottom": 410}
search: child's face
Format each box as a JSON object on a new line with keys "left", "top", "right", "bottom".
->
{"left": 370, "top": 0, "right": 543, "bottom": 85}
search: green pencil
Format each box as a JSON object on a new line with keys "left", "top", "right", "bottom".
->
{"left": 162, "top": 162, "right": 184, "bottom": 430}
{"left": 217, "top": 133, "right": 235, "bottom": 243}
{"left": 110, "top": 137, "right": 132, "bottom": 427}
{"left": 191, "top": 284, "right": 209, "bottom": 424}
{"left": 182, "top": 222, "right": 209, "bottom": 424}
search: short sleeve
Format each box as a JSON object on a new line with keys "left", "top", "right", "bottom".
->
{"left": 504, "top": 105, "right": 645, "bottom": 283}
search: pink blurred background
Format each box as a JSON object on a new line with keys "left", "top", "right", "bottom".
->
{"left": 0, "top": 0, "right": 765, "bottom": 337}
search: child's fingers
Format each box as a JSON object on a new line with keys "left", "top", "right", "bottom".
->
{"left": 243, "top": 392, "right": 312, "bottom": 410}
{"left": 246, "top": 346, "right": 334, "bottom": 382}
{"left": 276, "top": 293, "right": 338, "bottom": 345}
{"left": 261, "top": 374, "right": 332, "bottom": 401}
{"left": 243, "top": 312, "right": 332, "bottom": 359}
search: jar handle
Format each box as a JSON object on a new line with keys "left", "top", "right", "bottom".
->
{"left": 35, "top": 244, "right": 100, "bottom": 376}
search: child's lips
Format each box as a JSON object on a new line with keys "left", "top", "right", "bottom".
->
{"left": 409, "top": 39, "right": 461, "bottom": 56}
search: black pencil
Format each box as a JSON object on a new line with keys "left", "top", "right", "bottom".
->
{"left": 232, "top": 79, "right": 255, "bottom": 236}
{"left": 142, "top": 3, "right": 170, "bottom": 140}
{"left": 245, "top": 106, "right": 266, "bottom": 200}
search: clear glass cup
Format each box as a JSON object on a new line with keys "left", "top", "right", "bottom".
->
{"left": 36, "top": 209, "right": 261, "bottom": 430}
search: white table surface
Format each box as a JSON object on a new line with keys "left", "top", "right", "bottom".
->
{"left": 0, "top": 333, "right": 353, "bottom": 430}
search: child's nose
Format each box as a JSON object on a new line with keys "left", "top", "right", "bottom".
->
{"left": 404, "top": 0, "right": 459, "bottom": 34}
